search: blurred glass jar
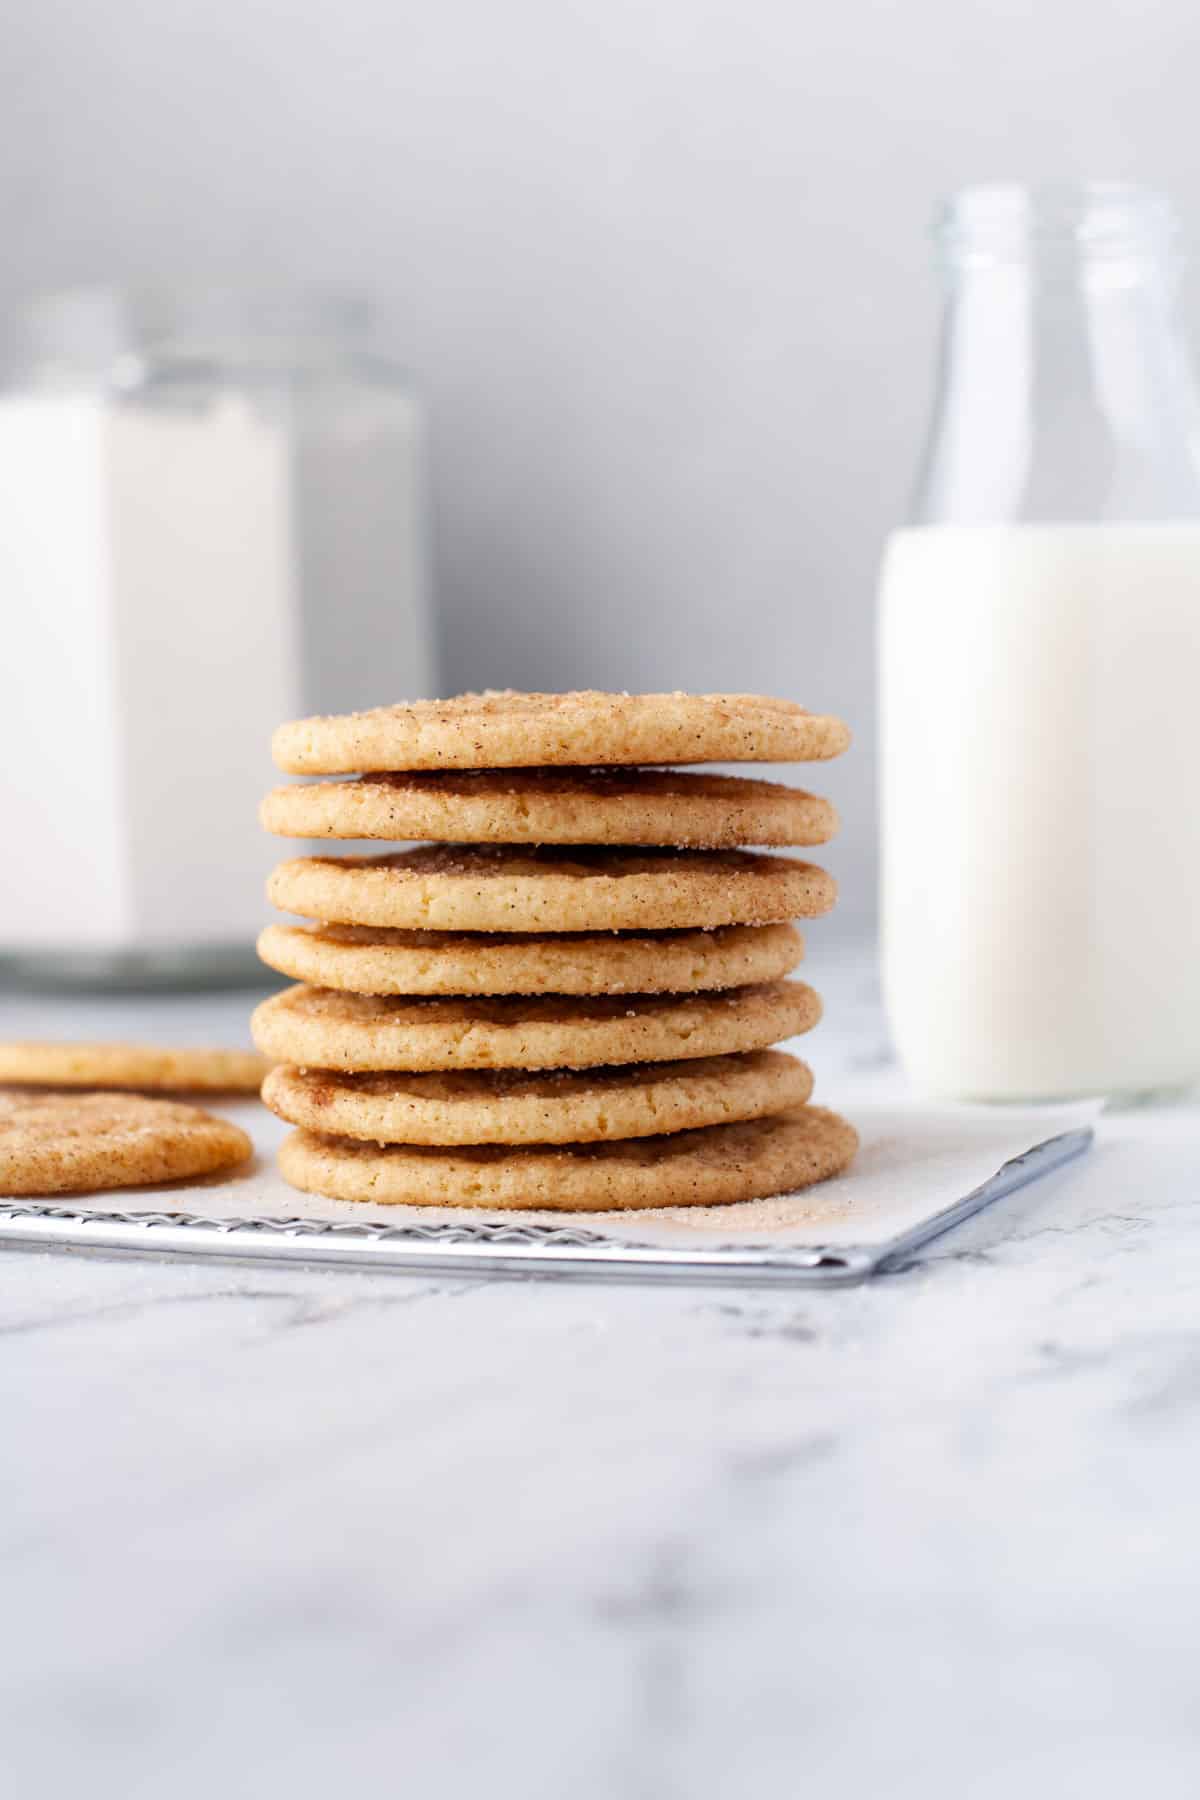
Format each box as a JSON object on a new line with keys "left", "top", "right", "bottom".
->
{"left": 0, "top": 286, "right": 433, "bottom": 988}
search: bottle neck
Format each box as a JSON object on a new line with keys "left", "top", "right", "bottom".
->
{"left": 912, "top": 185, "right": 1200, "bottom": 525}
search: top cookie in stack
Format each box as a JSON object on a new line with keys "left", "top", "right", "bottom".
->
{"left": 253, "top": 690, "right": 856, "bottom": 1211}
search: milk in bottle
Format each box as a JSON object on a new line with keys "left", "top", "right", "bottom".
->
{"left": 879, "top": 187, "right": 1200, "bottom": 1098}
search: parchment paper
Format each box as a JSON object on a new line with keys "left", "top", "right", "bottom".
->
{"left": 2, "top": 1074, "right": 1098, "bottom": 1253}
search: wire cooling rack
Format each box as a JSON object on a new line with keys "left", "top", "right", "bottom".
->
{"left": 0, "top": 1128, "right": 1092, "bottom": 1286}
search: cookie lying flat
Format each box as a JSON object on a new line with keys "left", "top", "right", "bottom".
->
{"left": 272, "top": 690, "right": 851, "bottom": 775}
{"left": 277, "top": 1104, "right": 858, "bottom": 1211}
{"left": 268, "top": 846, "right": 835, "bottom": 933}
{"left": 0, "top": 1040, "right": 271, "bottom": 1093}
{"left": 0, "top": 1092, "right": 252, "bottom": 1195}
{"left": 251, "top": 981, "right": 821, "bottom": 1072}
{"left": 260, "top": 768, "right": 838, "bottom": 848}
{"left": 256, "top": 920, "right": 805, "bottom": 997}
{"left": 262, "top": 1051, "right": 813, "bottom": 1146}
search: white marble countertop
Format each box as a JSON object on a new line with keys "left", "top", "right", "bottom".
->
{"left": 3, "top": 945, "right": 1200, "bottom": 1798}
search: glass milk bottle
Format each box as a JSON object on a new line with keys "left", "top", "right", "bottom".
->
{"left": 0, "top": 287, "right": 432, "bottom": 988}
{"left": 879, "top": 184, "right": 1200, "bottom": 1099}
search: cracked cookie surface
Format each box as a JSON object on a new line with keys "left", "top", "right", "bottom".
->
{"left": 0, "top": 1092, "right": 252, "bottom": 1195}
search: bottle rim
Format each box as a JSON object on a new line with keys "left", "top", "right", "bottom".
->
{"left": 935, "top": 182, "right": 1180, "bottom": 266}
{"left": 5, "top": 283, "right": 378, "bottom": 386}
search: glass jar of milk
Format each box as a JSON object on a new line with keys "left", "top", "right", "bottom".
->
{"left": 879, "top": 184, "right": 1200, "bottom": 1099}
{"left": 0, "top": 287, "right": 433, "bottom": 987}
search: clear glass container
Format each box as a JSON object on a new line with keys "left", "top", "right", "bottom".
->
{"left": 879, "top": 184, "right": 1200, "bottom": 1099}
{"left": 0, "top": 286, "right": 433, "bottom": 989}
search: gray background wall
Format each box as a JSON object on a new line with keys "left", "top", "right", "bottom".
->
{"left": 5, "top": 0, "right": 1199, "bottom": 932}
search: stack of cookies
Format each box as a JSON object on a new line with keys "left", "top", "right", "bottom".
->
{"left": 252, "top": 691, "right": 857, "bottom": 1212}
